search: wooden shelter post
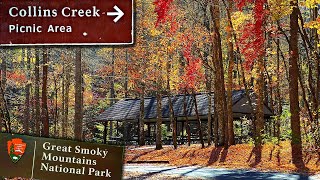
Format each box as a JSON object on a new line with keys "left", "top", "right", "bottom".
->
{"left": 123, "top": 121, "right": 127, "bottom": 143}
{"left": 147, "top": 123, "right": 151, "bottom": 137}
{"left": 116, "top": 121, "right": 119, "bottom": 135}
{"left": 181, "top": 121, "right": 185, "bottom": 144}
{"left": 103, "top": 121, "right": 107, "bottom": 144}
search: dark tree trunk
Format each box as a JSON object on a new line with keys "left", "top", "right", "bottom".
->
{"left": 156, "top": 92, "right": 163, "bottom": 150}
{"left": 207, "top": 92, "right": 213, "bottom": 146}
{"left": 211, "top": 0, "right": 228, "bottom": 147}
{"left": 74, "top": 47, "right": 83, "bottom": 141}
{"left": 166, "top": 58, "right": 177, "bottom": 149}
{"left": 276, "top": 39, "right": 282, "bottom": 143}
{"left": 123, "top": 49, "right": 129, "bottom": 143}
{"left": 109, "top": 48, "right": 116, "bottom": 138}
{"left": 42, "top": 48, "right": 49, "bottom": 137}
{"left": 183, "top": 90, "right": 191, "bottom": 146}
{"left": 226, "top": 0, "right": 235, "bottom": 146}
{"left": 0, "top": 57, "right": 2, "bottom": 132}
{"left": 192, "top": 91, "right": 205, "bottom": 148}
{"left": 0, "top": 85, "right": 11, "bottom": 133}
{"left": 62, "top": 56, "right": 71, "bottom": 138}
{"left": 35, "top": 48, "right": 41, "bottom": 136}
{"left": 289, "top": 0, "right": 303, "bottom": 165}
{"left": 54, "top": 76, "right": 58, "bottom": 137}
{"left": 255, "top": 57, "right": 265, "bottom": 146}
{"left": 139, "top": 89, "right": 145, "bottom": 146}
{"left": 24, "top": 48, "right": 31, "bottom": 135}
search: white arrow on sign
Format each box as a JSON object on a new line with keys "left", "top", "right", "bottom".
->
{"left": 107, "top": 5, "right": 124, "bottom": 23}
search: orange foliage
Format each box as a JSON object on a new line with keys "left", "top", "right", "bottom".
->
{"left": 125, "top": 141, "right": 320, "bottom": 175}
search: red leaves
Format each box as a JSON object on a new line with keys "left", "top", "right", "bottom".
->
{"left": 180, "top": 36, "right": 204, "bottom": 91}
{"left": 154, "top": 0, "right": 174, "bottom": 27}
{"left": 236, "top": 0, "right": 267, "bottom": 70}
{"left": 7, "top": 71, "right": 27, "bottom": 84}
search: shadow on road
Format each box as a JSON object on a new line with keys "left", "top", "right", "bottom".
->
{"left": 125, "top": 165, "right": 311, "bottom": 180}
{"left": 211, "top": 171, "right": 310, "bottom": 180}
{"left": 125, "top": 165, "right": 190, "bottom": 180}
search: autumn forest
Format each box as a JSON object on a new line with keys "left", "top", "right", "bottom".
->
{"left": 1, "top": 0, "right": 320, "bottom": 172}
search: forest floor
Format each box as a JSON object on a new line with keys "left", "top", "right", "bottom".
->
{"left": 125, "top": 141, "right": 320, "bottom": 175}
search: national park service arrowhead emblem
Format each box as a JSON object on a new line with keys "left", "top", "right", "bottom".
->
{"left": 7, "top": 138, "right": 27, "bottom": 163}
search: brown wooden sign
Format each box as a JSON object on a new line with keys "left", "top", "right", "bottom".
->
{"left": 0, "top": 0, "right": 134, "bottom": 46}
{"left": 0, "top": 133, "right": 125, "bottom": 180}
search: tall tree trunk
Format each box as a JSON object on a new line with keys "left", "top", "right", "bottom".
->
{"left": 211, "top": 0, "right": 228, "bottom": 147}
{"left": 289, "top": 0, "right": 303, "bottom": 165}
{"left": 54, "top": 76, "right": 58, "bottom": 137}
{"left": 192, "top": 91, "right": 205, "bottom": 148}
{"left": 226, "top": 0, "right": 235, "bottom": 146}
{"left": 1, "top": 50, "right": 6, "bottom": 90}
{"left": 207, "top": 91, "right": 213, "bottom": 146}
{"left": 204, "top": 45, "right": 213, "bottom": 146}
{"left": 0, "top": 85, "right": 10, "bottom": 133}
{"left": 0, "top": 49, "right": 10, "bottom": 133}
{"left": 109, "top": 48, "right": 116, "bottom": 138}
{"left": 183, "top": 90, "right": 191, "bottom": 146}
{"left": 139, "top": 87, "right": 145, "bottom": 146}
{"left": 74, "top": 48, "right": 83, "bottom": 141}
{"left": 213, "top": 98, "right": 219, "bottom": 146}
{"left": 35, "top": 48, "right": 41, "bottom": 136}
{"left": 0, "top": 51, "right": 2, "bottom": 132}
{"left": 313, "top": 7, "right": 320, "bottom": 143}
{"left": 24, "top": 48, "right": 31, "bottom": 135}
{"left": 156, "top": 91, "right": 163, "bottom": 150}
{"left": 125, "top": 50, "right": 129, "bottom": 98}
{"left": 167, "top": 58, "right": 177, "bottom": 149}
{"left": 42, "top": 48, "right": 49, "bottom": 137}
{"left": 201, "top": 1, "right": 213, "bottom": 147}
{"left": 0, "top": 50, "right": 11, "bottom": 133}
{"left": 123, "top": 49, "right": 129, "bottom": 143}
{"left": 63, "top": 60, "right": 71, "bottom": 138}
{"left": 276, "top": 39, "right": 282, "bottom": 143}
{"left": 255, "top": 57, "right": 265, "bottom": 146}
{"left": 61, "top": 60, "right": 65, "bottom": 137}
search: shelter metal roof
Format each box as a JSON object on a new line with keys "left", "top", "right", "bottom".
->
{"left": 96, "top": 90, "right": 273, "bottom": 122}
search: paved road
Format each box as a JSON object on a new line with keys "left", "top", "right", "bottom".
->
{"left": 124, "top": 164, "right": 320, "bottom": 180}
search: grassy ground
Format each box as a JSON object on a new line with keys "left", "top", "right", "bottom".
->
{"left": 125, "top": 141, "right": 320, "bottom": 175}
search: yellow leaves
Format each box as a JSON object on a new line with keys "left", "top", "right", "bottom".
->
{"left": 231, "top": 11, "right": 252, "bottom": 31}
{"left": 167, "top": 45, "right": 175, "bottom": 54}
{"left": 159, "top": 38, "right": 167, "bottom": 46}
{"left": 16, "top": 55, "right": 22, "bottom": 63}
{"left": 30, "top": 57, "right": 36, "bottom": 64}
{"left": 268, "top": 0, "right": 292, "bottom": 20}
{"left": 305, "top": 0, "right": 320, "bottom": 8}
{"left": 15, "top": 54, "right": 27, "bottom": 63}
{"left": 150, "top": 29, "right": 162, "bottom": 36}
{"left": 304, "top": 18, "right": 320, "bottom": 35}
{"left": 83, "top": 74, "right": 92, "bottom": 90}
{"left": 272, "top": 76, "right": 278, "bottom": 82}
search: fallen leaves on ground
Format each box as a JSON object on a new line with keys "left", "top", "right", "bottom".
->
{"left": 125, "top": 141, "right": 320, "bottom": 175}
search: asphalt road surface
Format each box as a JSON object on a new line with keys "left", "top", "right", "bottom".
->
{"left": 124, "top": 164, "right": 320, "bottom": 180}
